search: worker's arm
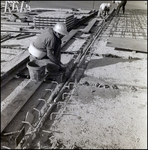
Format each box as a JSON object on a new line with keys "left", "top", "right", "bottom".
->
{"left": 46, "top": 47, "right": 61, "bottom": 66}
{"left": 46, "top": 37, "right": 67, "bottom": 71}
{"left": 45, "top": 37, "right": 60, "bottom": 65}
{"left": 47, "top": 49, "right": 66, "bottom": 71}
{"left": 46, "top": 41, "right": 66, "bottom": 69}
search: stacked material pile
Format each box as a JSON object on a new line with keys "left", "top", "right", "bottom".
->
{"left": 33, "top": 11, "right": 75, "bottom": 30}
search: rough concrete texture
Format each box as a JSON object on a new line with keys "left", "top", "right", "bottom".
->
{"left": 61, "top": 39, "right": 86, "bottom": 64}
{"left": 30, "top": 28, "right": 147, "bottom": 150}
{"left": 44, "top": 86, "right": 147, "bottom": 149}
{"left": 85, "top": 40, "right": 147, "bottom": 87}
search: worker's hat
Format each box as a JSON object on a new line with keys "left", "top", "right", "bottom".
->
{"left": 53, "top": 23, "right": 68, "bottom": 36}
{"left": 107, "top": 3, "right": 111, "bottom": 7}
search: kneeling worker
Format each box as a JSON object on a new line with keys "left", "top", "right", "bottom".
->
{"left": 28, "top": 23, "right": 68, "bottom": 74}
{"left": 98, "top": 3, "right": 111, "bottom": 18}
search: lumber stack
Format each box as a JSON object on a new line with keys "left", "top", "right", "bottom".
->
{"left": 33, "top": 12, "right": 75, "bottom": 30}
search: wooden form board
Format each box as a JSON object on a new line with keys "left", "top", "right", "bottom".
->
{"left": 106, "top": 37, "right": 147, "bottom": 53}
{"left": 80, "top": 18, "right": 97, "bottom": 33}
{"left": 1, "top": 29, "right": 41, "bottom": 34}
{"left": 1, "top": 50, "right": 30, "bottom": 79}
{"left": 1, "top": 80, "right": 43, "bottom": 132}
{"left": 61, "top": 29, "right": 78, "bottom": 48}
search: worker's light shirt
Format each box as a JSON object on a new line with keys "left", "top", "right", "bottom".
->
{"left": 100, "top": 3, "right": 110, "bottom": 10}
{"left": 33, "top": 28, "right": 61, "bottom": 64}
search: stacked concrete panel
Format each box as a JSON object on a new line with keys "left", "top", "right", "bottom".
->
{"left": 33, "top": 12, "right": 75, "bottom": 30}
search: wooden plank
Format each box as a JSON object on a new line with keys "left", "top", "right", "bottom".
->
{"left": 1, "top": 63, "right": 27, "bottom": 88}
{"left": 1, "top": 29, "right": 41, "bottom": 34}
{"left": 1, "top": 80, "right": 43, "bottom": 132}
{"left": 61, "top": 29, "right": 78, "bottom": 48}
{"left": 1, "top": 50, "right": 30, "bottom": 77}
{"left": 1, "top": 21, "right": 30, "bottom": 25}
{"left": 106, "top": 37, "right": 147, "bottom": 53}
{"left": 1, "top": 24, "right": 33, "bottom": 28}
{"left": 16, "top": 33, "right": 36, "bottom": 40}
{"left": 1, "top": 33, "right": 11, "bottom": 40}
{"left": 1, "top": 36, "right": 12, "bottom": 43}
{"left": 1, "top": 44, "right": 21, "bottom": 48}
{"left": 1, "top": 48, "right": 22, "bottom": 55}
{"left": 79, "top": 18, "right": 97, "bottom": 33}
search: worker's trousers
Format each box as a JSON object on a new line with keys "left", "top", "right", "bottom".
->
{"left": 29, "top": 55, "right": 61, "bottom": 72}
{"left": 117, "top": 1, "right": 127, "bottom": 14}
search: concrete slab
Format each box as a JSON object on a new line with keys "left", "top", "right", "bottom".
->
{"left": 106, "top": 37, "right": 147, "bottom": 53}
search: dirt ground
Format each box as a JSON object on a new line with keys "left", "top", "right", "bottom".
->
{"left": 30, "top": 34, "right": 147, "bottom": 149}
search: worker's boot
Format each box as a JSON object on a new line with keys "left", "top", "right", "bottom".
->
{"left": 44, "top": 67, "right": 68, "bottom": 83}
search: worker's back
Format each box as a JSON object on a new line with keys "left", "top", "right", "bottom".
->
{"left": 100, "top": 3, "right": 108, "bottom": 10}
{"left": 34, "top": 28, "right": 61, "bottom": 54}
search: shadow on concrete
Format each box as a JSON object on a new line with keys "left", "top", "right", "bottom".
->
{"left": 114, "top": 48, "right": 147, "bottom": 54}
{"left": 86, "top": 57, "right": 139, "bottom": 69}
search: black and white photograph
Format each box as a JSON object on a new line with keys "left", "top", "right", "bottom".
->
{"left": 1, "top": 1, "right": 147, "bottom": 149}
